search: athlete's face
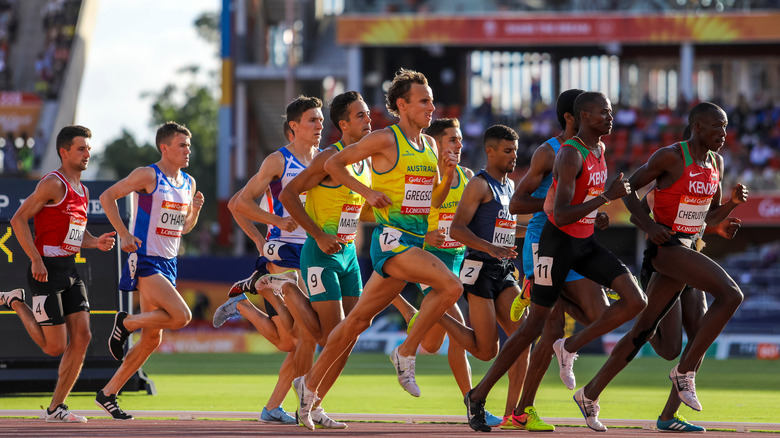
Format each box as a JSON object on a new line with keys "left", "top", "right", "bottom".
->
{"left": 400, "top": 83, "right": 435, "bottom": 129}
{"left": 343, "top": 100, "right": 372, "bottom": 140}
{"left": 582, "top": 96, "right": 613, "bottom": 137}
{"left": 488, "top": 139, "right": 518, "bottom": 174}
{"left": 694, "top": 109, "right": 728, "bottom": 152}
{"left": 63, "top": 136, "right": 91, "bottom": 171}
{"left": 435, "top": 127, "right": 463, "bottom": 163}
{"left": 292, "top": 108, "right": 324, "bottom": 147}
{"left": 162, "top": 133, "right": 192, "bottom": 168}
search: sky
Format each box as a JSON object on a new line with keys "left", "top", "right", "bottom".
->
{"left": 75, "top": 0, "right": 220, "bottom": 162}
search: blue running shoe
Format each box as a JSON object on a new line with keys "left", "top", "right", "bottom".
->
{"left": 213, "top": 294, "right": 247, "bottom": 328}
{"left": 657, "top": 412, "right": 705, "bottom": 432}
{"left": 485, "top": 410, "right": 502, "bottom": 427}
{"left": 260, "top": 405, "right": 296, "bottom": 424}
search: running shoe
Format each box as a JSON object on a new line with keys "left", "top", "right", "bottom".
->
{"left": 604, "top": 287, "right": 621, "bottom": 301}
{"left": 499, "top": 413, "right": 524, "bottom": 430}
{"left": 95, "top": 390, "right": 134, "bottom": 420}
{"left": 292, "top": 376, "right": 317, "bottom": 430}
{"left": 510, "top": 277, "right": 531, "bottom": 322}
{"left": 260, "top": 405, "right": 296, "bottom": 424}
{"left": 553, "top": 337, "right": 578, "bottom": 390}
{"left": 573, "top": 388, "right": 606, "bottom": 432}
{"left": 657, "top": 412, "right": 705, "bottom": 432}
{"left": 228, "top": 270, "right": 262, "bottom": 297}
{"left": 406, "top": 311, "right": 419, "bottom": 335}
{"left": 45, "top": 404, "right": 87, "bottom": 423}
{"left": 0, "top": 288, "right": 24, "bottom": 309}
{"left": 257, "top": 270, "right": 299, "bottom": 296}
{"left": 213, "top": 294, "right": 247, "bottom": 328}
{"left": 464, "top": 390, "right": 490, "bottom": 432}
{"left": 669, "top": 364, "right": 702, "bottom": 411}
{"left": 522, "top": 406, "right": 555, "bottom": 432}
{"left": 311, "top": 406, "right": 347, "bottom": 429}
{"left": 390, "top": 346, "right": 420, "bottom": 397}
{"left": 485, "top": 409, "right": 502, "bottom": 427}
{"left": 108, "top": 311, "right": 130, "bottom": 361}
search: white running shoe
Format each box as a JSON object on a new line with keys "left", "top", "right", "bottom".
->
{"left": 257, "top": 270, "right": 299, "bottom": 297}
{"left": 573, "top": 388, "right": 606, "bottom": 432}
{"left": 390, "top": 346, "right": 420, "bottom": 397}
{"left": 311, "top": 406, "right": 347, "bottom": 429}
{"left": 669, "top": 364, "right": 702, "bottom": 411}
{"left": 0, "top": 288, "right": 24, "bottom": 309}
{"left": 292, "top": 376, "right": 317, "bottom": 430}
{"left": 213, "top": 294, "right": 247, "bottom": 328}
{"left": 45, "top": 404, "right": 87, "bottom": 423}
{"left": 553, "top": 338, "right": 578, "bottom": 390}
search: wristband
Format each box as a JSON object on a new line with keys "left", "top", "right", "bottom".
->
{"left": 598, "top": 193, "right": 611, "bottom": 204}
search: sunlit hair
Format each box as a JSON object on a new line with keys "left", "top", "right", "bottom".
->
{"left": 155, "top": 121, "right": 192, "bottom": 153}
{"left": 56, "top": 125, "right": 91, "bottom": 162}
{"left": 689, "top": 102, "right": 725, "bottom": 127}
{"left": 572, "top": 91, "right": 607, "bottom": 125}
{"left": 329, "top": 91, "right": 364, "bottom": 133}
{"left": 286, "top": 95, "right": 323, "bottom": 134}
{"left": 425, "top": 118, "right": 460, "bottom": 140}
{"left": 483, "top": 124, "right": 518, "bottom": 149}
{"left": 385, "top": 68, "right": 428, "bottom": 118}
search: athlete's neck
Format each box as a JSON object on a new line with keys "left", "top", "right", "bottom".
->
{"left": 573, "top": 133, "right": 602, "bottom": 150}
{"left": 155, "top": 161, "right": 183, "bottom": 181}
{"left": 395, "top": 120, "right": 424, "bottom": 150}
{"left": 484, "top": 166, "right": 507, "bottom": 184}
{"left": 288, "top": 140, "right": 319, "bottom": 164}
{"left": 686, "top": 138, "right": 711, "bottom": 165}
{"left": 55, "top": 166, "right": 82, "bottom": 187}
{"left": 340, "top": 133, "right": 361, "bottom": 148}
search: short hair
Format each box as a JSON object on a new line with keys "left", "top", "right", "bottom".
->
{"left": 688, "top": 102, "right": 725, "bottom": 127}
{"left": 283, "top": 120, "right": 293, "bottom": 142}
{"left": 572, "top": 92, "right": 607, "bottom": 125}
{"left": 56, "top": 125, "right": 91, "bottom": 161}
{"left": 155, "top": 121, "right": 192, "bottom": 152}
{"left": 329, "top": 91, "right": 364, "bottom": 133}
{"left": 425, "top": 118, "right": 460, "bottom": 140}
{"left": 286, "top": 95, "right": 323, "bottom": 131}
{"left": 385, "top": 68, "right": 428, "bottom": 118}
{"left": 556, "top": 89, "right": 585, "bottom": 130}
{"left": 483, "top": 124, "right": 519, "bottom": 149}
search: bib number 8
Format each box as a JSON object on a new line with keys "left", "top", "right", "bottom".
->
{"left": 263, "top": 241, "right": 285, "bottom": 262}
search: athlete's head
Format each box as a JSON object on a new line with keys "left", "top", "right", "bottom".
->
{"left": 425, "top": 118, "right": 462, "bottom": 162}
{"left": 330, "top": 91, "right": 371, "bottom": 141}
{"left": 286, "top": 95, "right": 324, "bottom": 145}
{"left": 689, "top": 102, "right": 727, "bottom": 151}
{"left": 573, "top": 92, "right": 612, "bottom": 136}
{"left": 56, "top": 125, "right": 91, "bottom": 162}
{"left": 556, "top": 89, "right": 585, "bottom": 130}
{"left": 286, "top": 95, "right": 323, "bottom": 129}
{"left": 483, "top": 124, "right": 519, "bottom": 174}
{"left": 385, "top": 68, "right": 429, "bottom": 118}
{"left": 155, "top": 121, "right": 192, "bottom": 153}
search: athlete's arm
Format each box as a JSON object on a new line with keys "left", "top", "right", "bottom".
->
{"left": 10, "top": 175, "right": 65, "bottom": 282}
{"left": 280, "top": 147, "right": 347, "bottom": 255}
{"left": 99, "top": 166, "right": 157, "bottom": 253}
{"left": 182, "top": 177, "right": 204, "bottom": 235}
{"left": 450, "top": 176, "right": 516, "bottom": 259}
{"left": 228, "top": 187, "right": 266, "bottom": 253}
{"left": 510, "top": 143, "right": 553, "bottom": 215}
{"left": 325, "top": 130, "right": 392, "bottom": 208}
{"left": 234, "top": 152, "right": 296, "bottom": 231}
{"left": 431, "top": 134, "right": 457, "bottom": 209}
{"left": 552, "top": 146, "right": 614, "bottom": 226}
{"left": 704, "top": 154, "right": 748, "bottom": 226}
{"left": 623, "top": 148, "right": 678, "bottom": 244}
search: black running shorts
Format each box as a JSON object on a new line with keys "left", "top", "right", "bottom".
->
{"left": 460, "top": 255, "right": 518, "bottom": 301}
{"left": 27, "top": 255, "right": 89, "bottom": 326}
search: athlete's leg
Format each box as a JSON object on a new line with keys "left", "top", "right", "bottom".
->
{"left": 8, "top": 299, "right": 68, "bottom": 355}
{"left": 268, "top": 263, "right": 323, "bottom": 343}
{"left": 648, "top": 289, "right": 684, "bottom": 361}
{"left": 265, "top": 350, "right": 297, "bottom": 409}
{"left": 121, "top": 274, "right": 192, "bottom": 332}
{"left": 238, "top": 300, "right": 295, "bottom": 351}
{"left": 49, "top": 311, "right": 90, "bottom": 410}
{"left": 494, "top": 285, "right": 528, "bottom": 417}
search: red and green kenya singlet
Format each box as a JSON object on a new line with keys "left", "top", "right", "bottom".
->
{"left": 425, "top": 165, "right": 468, "bottom": 254}
{"left": 546, "top": 137, "right": 607, "bottom": 239}
{"left": 304, "top": 141, "right": 369, "bottom": 243}
{"left": 372, "top": 125, "right": 438, "bottom": 237}
{"left": 653, "top": 141, "right": 719, "bottom": 235}
{"left": 34, "top": 171, "right": 88, "bottom": 257}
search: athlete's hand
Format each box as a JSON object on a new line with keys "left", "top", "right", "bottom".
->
{"left": 316, "top": 233, "right": 347, "bottom": 255}
{"left": 30, "top": 259, "right": 48, "bottom": 283}
{"left": 487, "top": 244, "right": 517, "bottom": 260}
{"left": 424, "top": 229, "right": 446, "bottom": 248}
{"left": 97, "top": 231, "right": 116, "bottom": 251}
{"left": 441, "top": 150, "right": 457, "bottom": 181}
{"left": 731, "top": 183, "right": 748, "bottom": 204}
{"left": 603, "top": 172, "right": 630, "bottom": 200}
{"left": 120, "top": 232, "right": 143, "bottom": 253}
{"left": 715, "top": 217, "right": 741, "bottom": 239}
{"left": 192, "top": 191, "right": 205, "bottom": 210}
{"left": 365, "top": 189, "right": 392, "bottom": 209}
{"left": 595, "top": 211, "right": 609, "bottom": 230}
{"left": 275, "top": 217, "right": 298, "bottom": 232}
{"left": 646, "top": 222, "right": 674, "bottom": 245}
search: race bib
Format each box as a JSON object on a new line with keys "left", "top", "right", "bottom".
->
{"left": 531, "top": 242, "right": 539, "bottom": 268}
{"left": 337, "top": 204, "right": 362, "bottom": 242}
{"left": 156, "top": 200, "right": 187, "bottom": 237}
{"left": 378, "top": 227, "right": 402, "bottom": 252}
{"left": 262, "top": 241, "right": 286, "bottom": 262}
{"left": 32, "top": 295, "right": 49, "bottom": 323}
{"left": 437, "top": 212, "right": 463, "bottom": 249}
{"left": 459, "top": 259, "right": 484, "bottom": 285}
{"left": 492, "top": 218, "right": 516, "bottom": 247}
{"left": 306, "top": 266, "right": 326, "bottom": 296}
{"left": 401, "top": 175, "right": 433, "bottom": 215}
{"left": 673, "top": 195, "right": 711, "bottom": 234}
{"left": 300, "top": 192, "right": 307, "bottom": 208}
{"left": 126, "top": 253, "right": 139, "bottom": 279}
{"left": 579, "top": 188, "right": 602, "bottom": 225}
{"left": 61, "top": 216, "right": 86, "bottom": 253}
{"left": 534, "top": 256, "right": 554, "bottom": 286}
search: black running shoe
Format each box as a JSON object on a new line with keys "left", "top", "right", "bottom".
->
{"left": 464, "top": 390, "right": 491, "bottom": 432}
{"left": 228, "top": 271, "right": 263, "bottom": 297}
{"left": 95, "top": 390, "right": 134, "bottom": 420}
{"left": 108, "top": 311, "right": 130, "bottom": 361}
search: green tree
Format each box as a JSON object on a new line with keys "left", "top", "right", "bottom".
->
{"left": 98, "top": 129, "right": 160, "bottom": 179}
